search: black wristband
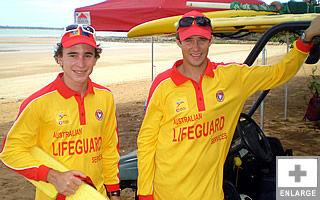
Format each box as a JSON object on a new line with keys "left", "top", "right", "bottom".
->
{"left": 301, "top": 32, "right": 313, "bottom": 44}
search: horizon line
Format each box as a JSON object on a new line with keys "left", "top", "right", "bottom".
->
{"left": 0, "top": 25, "right": 63, "bottom": 30}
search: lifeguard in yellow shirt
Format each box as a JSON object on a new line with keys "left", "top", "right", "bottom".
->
{"left": 137, "top": 11, "right": 320, "bottom": 200}
{"left": 0, "top": 24, "right": 120, "bottom": 200}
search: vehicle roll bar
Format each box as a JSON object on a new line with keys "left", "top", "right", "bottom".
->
{"left": 244, "top": 21, "right": 311, "bottom": 117}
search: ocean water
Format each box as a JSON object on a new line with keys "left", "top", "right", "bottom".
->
{"left": 0, "top": 28, "right": 128, "bottom": 38}
{"left": 0, "top": 28, "right": 150, "bottom": 54}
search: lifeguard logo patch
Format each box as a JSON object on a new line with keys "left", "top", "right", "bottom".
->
{"left": 95, "top": 109, "right": 103, "bottom": 120}
{"left": 216, "top": 90, "right": 225, "bottom": 102}
{"left": 175, "top": 97, "right": 188, "bottom": 113}
{"left": 57, "top": 113, "right": 70, "bottom": 125}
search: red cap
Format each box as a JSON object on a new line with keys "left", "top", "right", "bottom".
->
{"left": 177, "top": 10, "right": 212, "bottom": 41}
{"left": 61, "top": 27, "right": 97, "bottom": 48}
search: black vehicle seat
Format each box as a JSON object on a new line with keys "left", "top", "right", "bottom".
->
{"left": 267, "top": 136, "right": 292, "bottom": 156}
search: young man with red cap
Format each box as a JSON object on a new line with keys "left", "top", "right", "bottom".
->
{"left": 0, "top": 25, "right": 120, "bottom": 200}
{"left": 137, "top": 10, "right": 320, "bottom": 200}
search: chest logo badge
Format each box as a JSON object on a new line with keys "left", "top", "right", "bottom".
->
{"left": 216, "top": 91, "right": 225, "bottom": 102}
{"left": 57, "top": 113, "right": 69, "bottom": 125}
{"left": 175, "top": 97, "right": 188, "bottom": 113}
{"left": 95, "top": 109, "right": 103, "bottom": 120}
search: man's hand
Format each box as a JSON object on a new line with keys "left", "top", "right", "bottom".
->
{"left": 47, "top": 169, "right": 86, "bottom": 196}
{"left": 304, "top": 16, "right": 320, "bottom": 42}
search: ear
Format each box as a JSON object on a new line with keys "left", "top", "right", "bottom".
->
{"left": 176, "top": 38, "right": 182, "bottom": 48}
{"left": 57, "top": 55, "right": 63, "bottom": 67}
{"left": 93, "top": 57, "right": 98, "bottom": 66}
{"left": 209, "top": 35, "right": 214, "bottom": 46}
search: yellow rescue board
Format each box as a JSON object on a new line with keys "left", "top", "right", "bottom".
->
{"left": 28, "top": 146, "right": 109, "bottom": 200}
{"left": 128, "top": 12, "right": 319, "bottom": 37}
{"left": 127, "top": 10, "right": 277, "bottom": 37}
{"left": 211, "top": 13, "right": 320, "bottom": 33}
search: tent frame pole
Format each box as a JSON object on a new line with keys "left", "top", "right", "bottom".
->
{"left": 152, "top": 37, "right": 154, "bottom": 81}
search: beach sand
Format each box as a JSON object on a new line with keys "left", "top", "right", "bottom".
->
{"left": 0, "top": 36, "right": 320, "bottom": 200}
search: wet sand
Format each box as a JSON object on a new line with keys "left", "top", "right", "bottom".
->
{"left": 1, "top": 36, "right": 319, "bottom": 200}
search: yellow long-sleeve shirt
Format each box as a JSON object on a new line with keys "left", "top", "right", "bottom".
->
{"left": 0, "top": 73, "right": 120, "bottom": 199}
{"left": 137, "top": 39, "right": 312, "bottom": 200}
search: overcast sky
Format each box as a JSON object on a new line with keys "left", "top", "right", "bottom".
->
{"left": 1, "top": 0, "right": 288, "bottom": 28}
{"left": 0, "top": 0, "right": 105, "bottom": 28}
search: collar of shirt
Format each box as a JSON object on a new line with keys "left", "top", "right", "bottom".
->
{"left": 170, "top": 58, "right": 215, "bottom": 86}
{"left": 53, "top": 72, "right": 95, "bottom": 99}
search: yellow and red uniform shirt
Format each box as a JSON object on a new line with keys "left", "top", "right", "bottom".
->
{"left": 0, "top": 73, "right": 120, "bottom": 200}
{"left": 137, "top": 39, "right": 312, "bottom": 200}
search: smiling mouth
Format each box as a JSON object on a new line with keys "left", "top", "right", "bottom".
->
{"left": 74, "top": 70, "right": 86, "bottom": 74}
{"left": 191, "top": 53, "right": 201, "bottom": 57}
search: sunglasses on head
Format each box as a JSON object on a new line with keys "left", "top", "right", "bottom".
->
{"left": 63, "top": 24, "right": 96, "bottom": 39}
{"left": 177, "top": 16, "right": 211, "bottom": 30}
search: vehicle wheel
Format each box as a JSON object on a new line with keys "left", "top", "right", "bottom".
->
{"left": 236, "top": 113, "right": 273, "bottom": 162}
{"left": 223, "top": 180, "right": 241, "bottom": 200}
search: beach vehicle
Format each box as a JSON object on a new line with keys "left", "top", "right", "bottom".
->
{"left": 118, "top": 21, "right": 319, "bottom": 200}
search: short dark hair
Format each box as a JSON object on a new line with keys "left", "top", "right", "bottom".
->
{"left": 176, "top": 33, "right": 181, "bottom": 42}
{"left": 53, "top": 43, "right": 103, "bottom": 64}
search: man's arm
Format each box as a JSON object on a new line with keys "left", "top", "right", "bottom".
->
{"left": 0, "top": 100, "right": 48, "bottom": 180}
{"left": 0, "top": 99, "right": 89, "bottom": 197}
{"left": 102, "top": 94, "right": 120, "bottom": 193}
{"left": 236, "top": 16, "right": 320, "bottom": 96}
{"left": 137, "top": 82, "right": 165, "bottom": 200}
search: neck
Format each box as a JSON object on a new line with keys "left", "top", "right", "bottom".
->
{"left": 61, "top": 75, "right": 88, "bottom": 98}
{"left": 177, "top": 61, "right": 207, "bottom": 83}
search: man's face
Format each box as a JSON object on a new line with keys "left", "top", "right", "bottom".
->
{"left": 57, "top": 43, "right": 97, "bottom": 89}
{"left": 177, "top": 35, "right": 212, "bottom": 68}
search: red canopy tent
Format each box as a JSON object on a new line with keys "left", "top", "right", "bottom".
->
{"left": 75, "top": 0, "right": 266, "bottom": 81}
{"left": 75, "top": 0, "right": 265, "bottom": 32}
